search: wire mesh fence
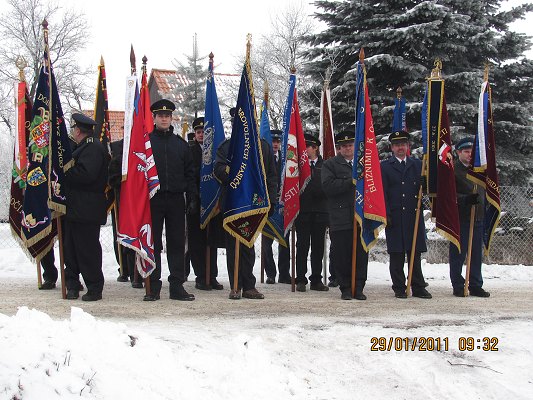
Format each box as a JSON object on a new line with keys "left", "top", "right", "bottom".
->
{"left": 1, "top": 185, "right": 532, "bottom": 265}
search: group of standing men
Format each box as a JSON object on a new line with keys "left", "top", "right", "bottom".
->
{"left": 36, "top": 99, "right": 490, "bottom": 302}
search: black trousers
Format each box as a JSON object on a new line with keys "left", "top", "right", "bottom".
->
{"left": 64, "top": 220, "right": 104, "bottom": 293}
{"left": 261, "top": 235, "right": 277, "bottom": 279}
{"left": 150, "top": 192, "right": 186, "bottom": 296}
{"left": 41, "top": 248, "right": 58, "bottom": 283}
{"left": 188, "top": 211, "right": 218, "bottom": 283}
{"left": 389, "top": 252, "right": 425, "bottom": 293}
{"left": 329, "top": 228, "right": 368, "bottom": 293}
{"left": 225, "top": 233, "right": 256, "bottom": 291}
{"left": 295, "top": 213, "right": 327, "bottom": 284}
{"left": 278, "top": 232, "right": 291, "bottom": 280}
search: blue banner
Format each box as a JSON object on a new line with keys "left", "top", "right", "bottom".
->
{"left": 392, "top": 96, "right": 406, "bottom": 132}
{"left": 200, "top": 58, "right": 225, "bottom": 228}
{"left": 259, "top": 99, "right": 272, "bottom": 146}
{"left": 222, "top": 62, "right": 269, "bottom": 247}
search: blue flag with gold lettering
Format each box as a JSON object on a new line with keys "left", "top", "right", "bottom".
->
{"left": 222, "top": 60, "right": 269, "bottom": 247}
{"left": 200, "top": 56, "right": 225, "bottom": 229}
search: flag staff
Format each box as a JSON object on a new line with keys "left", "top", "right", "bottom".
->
{"left": 42, "top": 19, "right": 66, "bottom": 299}
{"left": 351, "top": 48, "right": 365, "bottom": 298}
{"left": 289, "top": 65, "right": 297, "bottom": 293}
{"left": 260, "top": 79, "right": 269, "bottom": 284}
{"left": 204, "top": 52, "right": 215, "bottom": 288}
{"left": 321, "top": 69, "right": 331, "bottom": 286}
{"left": 464, "top": 64, "right": 489, "bottom": 296}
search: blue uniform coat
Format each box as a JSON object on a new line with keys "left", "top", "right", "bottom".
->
{"left": 380, "top": 156, "right": 427, "bottom": 253}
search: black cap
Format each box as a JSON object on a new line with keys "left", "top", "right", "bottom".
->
{"left": 192, "top": 117, "right": 204, "bottom": 131}
{"left": 71, "top": 113, "right": 96, "bottom": 131}
{"left": 335, "top": 131, "right": 354, "bottom": 145}
{"left": 150, "top": 99, "right": 175, "bottom": 114}
{"left": 229, "top": 107, "right": 237, "bottom": 118}
{"left": 389, "top": 130, "right": 410, "bottom": 143}
{"left": 304, "top": 133, "right": 321, "bottom": 147}
{"left": 270, "top": 129, "right": 282, "bottom": 141}
{"left": 456, "top": 137, "right": 474, "bottom": 150}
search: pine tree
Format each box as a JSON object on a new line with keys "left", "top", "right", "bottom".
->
{"left": 169, "top": 33, "right": 207, "bottom": 121}
{"left": 304, "top": 0, "right": 533, "bottom": 185}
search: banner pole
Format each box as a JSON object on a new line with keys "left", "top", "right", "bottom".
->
{"left": 464, "top": 185, "right": 477, "bottom": 297}
{"left": 233, "top": 239, "right": 240, "bottom": 295}
{"left": 351, "top": 218, "right": 358, "bottom": 299}
{"left": 291, "top": 226, "right": 296, "bottom": 292}
{"left": 36, "top": 260, "right": 43, "bottom": 288}
{"left": 205, "top": 225, "right": 211, "bottom": 286}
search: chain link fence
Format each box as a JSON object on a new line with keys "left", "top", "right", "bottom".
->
{"left": 1, "top": 185, "right": 532, "bottom": 265}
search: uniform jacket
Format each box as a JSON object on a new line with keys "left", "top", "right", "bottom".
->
{"left": 214, "top": 138, "right": 278, "bottom": 212}
{"left": 149, "top": 125, "right": 197, "bottom": 199}
{"left": 380, "top": 156, "right": 427, "bottom": 253}
{"left": 299, "top": 156, "right": 328, "bottom": 218}
{"left": 321, "top": 155, "right": 354, "bottom": 232}
{"left": 65, "top": 136, "right": 109, "bottom": 225}
{"left": 454, "top": 160, "right": 485, "bottom": 222}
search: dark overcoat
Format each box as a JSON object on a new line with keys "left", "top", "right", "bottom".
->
{"left": 380, "top": 156, "right": 427, "bottom": 253}
{"left": 321, "top": 155, "right": 354, "bottom": 232}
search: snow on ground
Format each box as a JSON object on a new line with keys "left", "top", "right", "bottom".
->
{"left": 0, "top": 224, "right": 532, "bottom": 399}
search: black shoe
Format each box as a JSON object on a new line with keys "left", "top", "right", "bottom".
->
{"left": 242, "top": 288, "right": 264, "bottom": 299}
{"left": 394, "top": 291, "right": 407, "bottom": 299}
{"left": 143, "top": 293, "right": 160, "bottom": 301}
{"left": 170, "top": 286, "right": 195, "bottom": 301}
{"left": 341, "top": 289, "right": 352, "bottom": 300}
{"left": 310, "top": 282, "right": 329, "bottom": 292}
{"left": 210, "top": 279, "right": 224, "bottom": 290}
{"left": 117, "top": 275, "right": 129, "bottom": 282}
{"left": 266, "top": 277, "right": 275, "bottom": 284}
{"left": 453, "top": 287, "right": 465, "bottom": 297}
{"left": 469, "top": 287, "right": 490, "bottom": 297}
{"left": 355, "top": 292, "right": 367, "bottom": 301}
{"left": 39, "top": 281, "right": 56, "bottom": 290}
{"left": 81, "top": 292, "right": 102, "bottom": 302}
{"left": 412, "top": 288, "right": 432, "bottom": 299}
{"left": 131, "top": 281, "right": 144, "bottom": 289}
{"left": 195, "top": 281, "right": 212, "bottom": 291}
{"left": 66, "top": 289, "right": 79, "bottom": 300}
{"left": 296, "top": 282, "right": 306, "bottom": 292}
{"left": 328, "top": 279, "right": 339, "bottom": 288}
{"left": 278, "top": 276, "right": 292, "bottom": 284}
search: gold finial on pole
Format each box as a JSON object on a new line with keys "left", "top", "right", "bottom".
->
{"left": 430, "top": 58, "right": 442, "bottom": 79}
{"left": 483, "top": 62, "right": 490, "bottom": 82}
{"left": 359, "top": 48, "right": 365, "bottom": 63}
{"left": 15, "top": 56, "right": 27, "bottom": 81}
{"left": 100, "top": 55, "right": 104, "bottom": 66}
{"left": 290, "top": 65, "right": 296, "bottom": 74}
{"left": 130, "top": 45, "right": 136, "bottom": 74}
{"left": 181, "top": 117, "right": 189, "bottom": 139}
{"left": 396, "top": 86, "right": 403, "bottom": 99}
{"left": 142, "top": 55, "right": 147, "bottom": 73}
{"left": 246, "top": 33, "right": 252, "bottom": 62}
{"left": 209, "top": 52, "right": 214, "bottom": 62}
{"left": 324, "top": 66, "right": 331, "bottom": 88}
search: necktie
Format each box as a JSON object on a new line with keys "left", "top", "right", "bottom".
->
{"left": 275, "top": 153, "right": 279, "bottom": 163}
{"left": 400, "top": 160, "right": 405, "bottom": 170}
{"left": 310, "top": 160, "right": 315, "bottom": 169}
{"left": 348, "top": 160, "right": 352, "bottom": 168}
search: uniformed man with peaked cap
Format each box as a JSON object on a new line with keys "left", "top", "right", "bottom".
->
{"left": 144, "top": 99, "right": 197, "bottom": 301}
{"left": 64, "top": 112, "right": 109, "bottom": 301}
{"left": 381, "top": 130, "right": 431, "bottom": 299}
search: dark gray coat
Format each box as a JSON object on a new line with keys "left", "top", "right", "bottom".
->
{"left": 321, "top": 155, "right": 354, "bottom": 232}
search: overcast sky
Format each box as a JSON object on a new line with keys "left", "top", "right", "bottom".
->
{"left": 2, "top": 0, "right": 532, "bottom": 111}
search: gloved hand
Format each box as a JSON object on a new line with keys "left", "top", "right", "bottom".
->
{"left": 186, "top": 196, "right": 199, "bottom": 215}
{"left": 420, "top": 176, "right": 427, "bottom": 192}
{"left": 466, "top": 193, "right": 480, "bottom": 205}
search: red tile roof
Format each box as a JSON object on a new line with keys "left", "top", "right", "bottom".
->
{"left": 82, "top": 110, "right": 124, "bottom": 141}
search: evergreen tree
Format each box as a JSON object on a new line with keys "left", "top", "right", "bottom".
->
{"left": 170, "top": 33, "right": 207, "bottom": 121}
{"left": 304, "top": 0, "right": 533, "bottom": 185}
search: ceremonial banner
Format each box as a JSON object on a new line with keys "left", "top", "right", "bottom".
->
{"left": 117, "top": 69, "right": 158, "bottom": 277}
{"left": 122, "top": 74, "right": 137, "bottom": 179}
{"left": 260, "top": 97, "right": 286, "bottom": 246}
{"left": 425, "top": 77, "right": 460, "bottom": 250}
{"left": 319, "top": 82, "right": 336, "bottom": 161}
{"left": 352, "top": 61, "right": 387, "bottom": 251}
{"left": 280, "top": 73, "right": 311, "bottom": 235}
{"left": 392, "top": 94, "right": 407, "bottom": 133}
{"left": 467, "top": 80, "right": 501, "bottom": 255}
{"left": 10, "top": 79, "right": 56, "bottom": 260}
{"left": 200, "top": 54, "right": 225, "bottom": 228}
{"left": 222, "top": 59, "right": 269, "bottom": 247}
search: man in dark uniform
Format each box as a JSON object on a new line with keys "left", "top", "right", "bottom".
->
{"left": 38, "top": 249, "right": 57, "bottom": 289}
{"left": 381, "top": 130, "right": 432, "bottom": 299}
{"left": 64, "top": 113, "right": 109, "bottom": 301}
{"left": 322, "top": 131, "right": 368, "bottom": 300}
{"left": 295, "top": 134, "right": 329, "bottom": 292}
{"left": 214, "top": 133, "right": 278, "bottom": 300}
{"left": 261, "top": 129, "right": 290, "bottom": 284}
{"left": 144, "top": 99, "right": 197, "bottom": 301}
{"left": 450, "top": 137, "right": 490, "bottom": 297}
{"left": 187, "top": 116, "right": 223, "bottom": 291}
{"left": 108, "top": 139, "right": 143, "bottom": 288}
